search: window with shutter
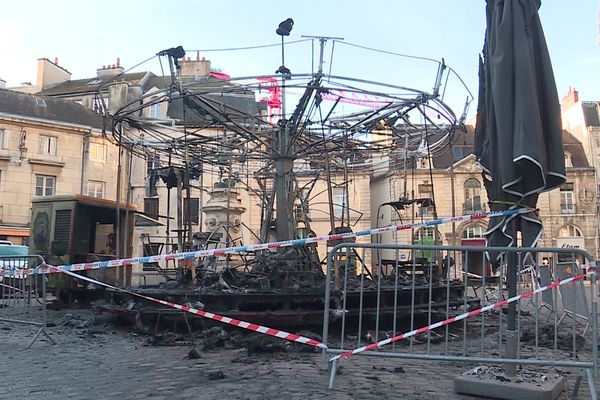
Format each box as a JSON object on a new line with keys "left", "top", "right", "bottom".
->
{"left": 184, "top": 198, "right": 199, "bottom": 225}
{"left": 144, "top": 198, "right": 159, "bottom": 220}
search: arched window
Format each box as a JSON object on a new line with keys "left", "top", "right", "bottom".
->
{"left": 557, "top": 224, "right": 584, "bottom": 263}
{"left": 464, "top": 178, "right": 482, "bottom": 213}
{"left": 462, "top": 224, "right": 486, "bottom": 238}
{"left": 558, "top": 224, "right": 582, "bottom": 237}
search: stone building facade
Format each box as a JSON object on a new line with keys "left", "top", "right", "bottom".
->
{"left": 371, "top": 126, "right": 599, "bottom": 264}
{"left": 0, "top": 89, "right": 117, "bottom": 244}
{"left": 561, "top": 88, "right": 600, "bottom": 257}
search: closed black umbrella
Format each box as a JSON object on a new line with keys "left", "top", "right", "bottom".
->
{"left": 474, "top": 0, "right": 565, "bottom": 376}
{"left": 475, "top": 0, "right": 565, "bottom": 258}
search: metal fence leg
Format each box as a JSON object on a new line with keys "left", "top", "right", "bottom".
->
{"left": 572, "top": 373, "right": 583, "bottom": 399}
{"left": 328, "top": 359, "right": 338, "bottom": 389}
{"left": 592, "top": 300, "right": 598, "bottom": 379}
{"left": 26, "top": 274, "right": 56, "bottom": 349}
{"left": 572, "top": 369, "right": 598, "bottom": 400}
{"left": 504, "top": 329, "right": 517, "bottom": 376}
{"left": 26, "top": 326, "right": 46, "bottom": 349}
{"left": 586, "top": 368, "right": 597, "bottom": 400}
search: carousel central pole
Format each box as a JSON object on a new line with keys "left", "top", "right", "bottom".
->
{"left": 274, "top": 124, "right": 292, "bottom": 242}
{"left": 274, "top": 18, "right": 294, "bottom": 244}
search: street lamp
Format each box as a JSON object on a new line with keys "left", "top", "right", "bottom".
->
{"left": 275, "top": 18, "right": 294, "bottom": 80}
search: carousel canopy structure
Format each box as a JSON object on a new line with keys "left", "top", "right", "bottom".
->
{"left": 99, "top": 34, "right": 473, "bottom": 253}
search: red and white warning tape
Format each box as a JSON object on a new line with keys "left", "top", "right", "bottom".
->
{"left": 330, "top": 270, "right": 592, "bottom": 361}
{"left": 7, "top": 208, "right": 529, "bottom": 278}
{"left": 41, "top": 264, "right": 326, "bottom": 350}
{"left": 0, "top": 268, "right": 28, "bottom": 279}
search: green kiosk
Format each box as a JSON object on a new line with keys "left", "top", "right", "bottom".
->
{"left": 30, "top": 195, "right": 136, "bottom": 302}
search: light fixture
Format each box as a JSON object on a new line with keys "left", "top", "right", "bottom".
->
{"left": 276, "top": 18, "right": 294, "bottom": 36}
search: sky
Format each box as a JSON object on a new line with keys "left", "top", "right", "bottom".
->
{"left": 0, "top": 0, "right": 598, "bottom": 119}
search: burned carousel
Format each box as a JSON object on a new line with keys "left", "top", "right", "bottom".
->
{"left": 94, "top": 28, "right": 476, "bottom": 331}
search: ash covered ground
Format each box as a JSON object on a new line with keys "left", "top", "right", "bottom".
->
{"left": 0, "top": 305, "right": 597, "bottom": 400}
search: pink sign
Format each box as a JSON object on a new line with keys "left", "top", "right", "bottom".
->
{"left": 321, "top": 89, "right": 390, "bottom": 109}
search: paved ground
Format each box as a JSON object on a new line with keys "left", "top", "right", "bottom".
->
{"left": 0, "top": 306, "right": 597, "bottom": 399}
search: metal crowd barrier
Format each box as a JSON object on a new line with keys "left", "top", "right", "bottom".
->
{"left": 0, "top": 255, "right": 55, "bottom": 348}
{"left": 322, "top": 244, "right": 598, "bottom": 399}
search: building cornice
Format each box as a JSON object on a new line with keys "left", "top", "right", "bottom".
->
{"left": 28, "top": 158, "right": 66, "bottom": 167}
{"left": 0, "top": 112, "right": 102, "bottom": 135}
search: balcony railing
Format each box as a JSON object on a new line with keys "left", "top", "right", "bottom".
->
{"left": 463, "top": 202, "right": 484, "bottom": 214}
{"left": 560, "top": 203, "right": 576, "bottom": 214}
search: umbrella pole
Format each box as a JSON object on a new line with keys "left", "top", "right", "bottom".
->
{"left": 505, "top": 234, "right": 518, "bottom": 377}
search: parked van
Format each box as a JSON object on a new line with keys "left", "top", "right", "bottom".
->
{"left": 0, "top": 244, "right": 29, "bottom": 281}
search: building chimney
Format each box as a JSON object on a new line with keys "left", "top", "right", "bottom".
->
{"left": 180, "top": 56, "right": 211, "bottom": 78}
{"left": 36, "top": 58, "right": 71, "bottom": 89}
{"left": 562, "top": 87, "right": 580, "bottom": 110}
{"left": 97, "top": 58, "right": 125, "bottom": 78}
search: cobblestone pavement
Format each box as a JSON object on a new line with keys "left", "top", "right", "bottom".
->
{"left": 0, "top": 307, "right": 596, "bottom": 399}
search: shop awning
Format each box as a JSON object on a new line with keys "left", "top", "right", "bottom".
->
{"left": 0, "top": 227, "right": 30, "bottom": 237}
{"left": 134, "top": 213, "right": 165, "bottom": 227}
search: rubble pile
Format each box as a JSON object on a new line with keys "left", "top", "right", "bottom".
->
{"left": 145, "top": 325, "right": 324, "bottom": 357}
{"left": 520, "top": 324, "right": 585, "bottom": 352}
